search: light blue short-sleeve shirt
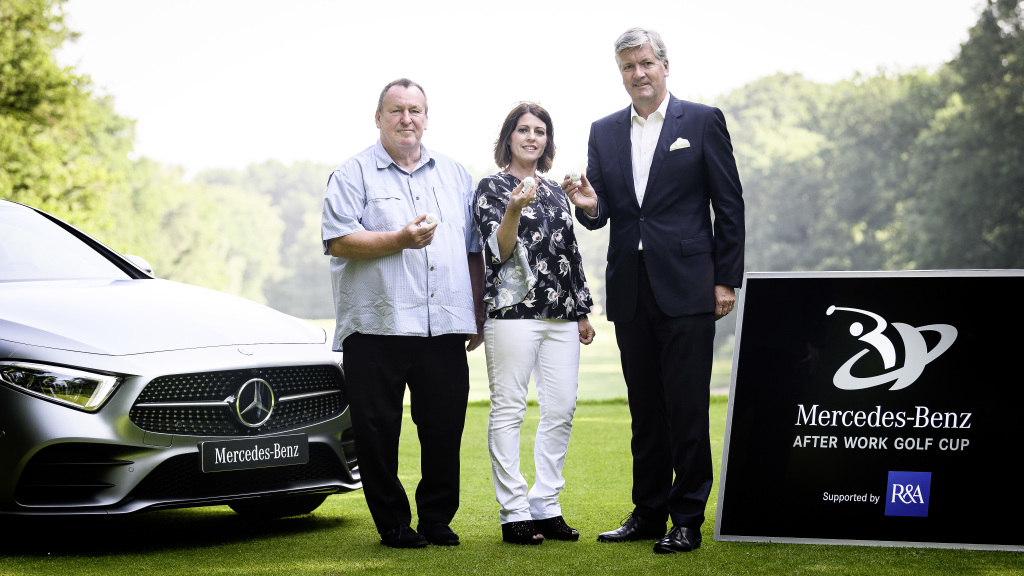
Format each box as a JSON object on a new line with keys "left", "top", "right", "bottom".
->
{"left": 321, "top": 140, "right": 482, "bottom": 351}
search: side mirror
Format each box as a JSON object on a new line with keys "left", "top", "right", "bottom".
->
{"left": 125, "top": 254, "right": 154, "bottom": 276}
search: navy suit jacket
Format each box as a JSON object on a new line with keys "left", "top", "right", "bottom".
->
{"left": 576, "top": 94, "right": 745, "bottom": 322}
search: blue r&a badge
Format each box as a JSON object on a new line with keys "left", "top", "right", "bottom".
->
{"left": 884, "top": 471, "right": 932, "bottom": 517}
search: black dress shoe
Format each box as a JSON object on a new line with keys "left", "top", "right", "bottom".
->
{"left": 417, "top": 522, "right": 460, "bottom": 546}
{"left": 597, "top": 514, "right": 666, "bottom": 542}
{"left": 653, "top": 526, "right": 702, "bottom": 554}
{"left": 380, "top": 525, "right": 428, "bottom": 548}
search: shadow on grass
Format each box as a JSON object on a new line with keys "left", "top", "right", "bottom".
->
{"left": 0, "top": 508, "right": 348, "bottom": 556}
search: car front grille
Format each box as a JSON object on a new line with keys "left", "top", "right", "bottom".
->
{"left": 129, "top": 365, "right": 346, "bottom": 436}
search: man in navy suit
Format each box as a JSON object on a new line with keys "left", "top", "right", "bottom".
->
{"left": 562, "top": 27, "right": 744, "bottom": 554}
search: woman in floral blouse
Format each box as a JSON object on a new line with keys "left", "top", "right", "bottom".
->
{"left": 473, "top": 102, "right": 596, "bottom": 545}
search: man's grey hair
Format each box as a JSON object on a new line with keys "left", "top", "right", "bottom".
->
{"left": 614, "top": 27, "right": 668, "bottom": 65}
{"left": 376, "top": 78, "right": 428, "bottom": 114}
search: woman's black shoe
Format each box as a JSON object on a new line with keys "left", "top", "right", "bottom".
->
{"left": 501, "top": 520, "right": 544, "bottom": 545}
{"left": 535, "top": 515, "right": 580, "bottom": 541}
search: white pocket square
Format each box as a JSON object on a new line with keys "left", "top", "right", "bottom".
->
{"left": 669, "top": 138, "right": 690, "bottom": 151}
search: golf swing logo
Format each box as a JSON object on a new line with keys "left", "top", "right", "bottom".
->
{"left": 826, "top": 306, "right": 958, "bottom": 391}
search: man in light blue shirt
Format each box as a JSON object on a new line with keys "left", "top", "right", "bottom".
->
{"left": 322, "top": 78, "right": 484, "bottom": 549}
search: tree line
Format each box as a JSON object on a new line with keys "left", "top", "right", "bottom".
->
{"left": 3, "top": 0, "right": 1022, "bottom": 323}
{"left": 724, "top": 0, "right": 1023, "bottom": 273}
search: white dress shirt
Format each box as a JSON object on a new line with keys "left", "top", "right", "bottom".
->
{"left": 630, "top": 94, "right": 670, "bottom": 249}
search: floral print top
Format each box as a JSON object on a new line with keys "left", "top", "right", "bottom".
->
{"left": 473, "top": 172, "right": 593, "bottom": 320}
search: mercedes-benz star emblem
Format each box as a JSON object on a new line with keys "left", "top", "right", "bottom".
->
{"left": 235, "top": 378, "right": 275, "bottom": 428}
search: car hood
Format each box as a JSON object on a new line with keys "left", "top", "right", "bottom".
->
{"left": 0, "top": 278, "right": 326, "bottom": 356}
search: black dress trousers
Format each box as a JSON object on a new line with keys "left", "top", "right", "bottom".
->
{"left": 613, "top": 254, "right": 715, "bottom": 529}
{"left": 342, "top": 332, "right": 469, "bottom": 533}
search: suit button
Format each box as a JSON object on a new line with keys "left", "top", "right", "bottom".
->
{"left": 639, "top": 215, "right": 646, "bottom": 221}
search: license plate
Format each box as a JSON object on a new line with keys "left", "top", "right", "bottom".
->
{"left": 200, "top": 434, "right": 309, "bottom": 473}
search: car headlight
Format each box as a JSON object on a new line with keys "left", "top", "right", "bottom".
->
{"left": 0, "top": 361, "right": 121, "bottom": 412}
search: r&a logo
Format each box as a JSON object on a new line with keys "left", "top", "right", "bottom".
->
{"left": 826, "top": 306, "right": 957, "bottom": 391}
{"left": 884, "top": 471, "right": 932, "bottom": 517}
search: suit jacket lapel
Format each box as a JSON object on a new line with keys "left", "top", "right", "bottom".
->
{"left": 613, "top": 106, "right": 638, "bottom": 206}
{"left": 645, "top": 95, "right": 683, "bottom": 198}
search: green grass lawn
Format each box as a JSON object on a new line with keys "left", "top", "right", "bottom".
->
{"left": 1, "top": 399, "right": 1021, "bottom": 575}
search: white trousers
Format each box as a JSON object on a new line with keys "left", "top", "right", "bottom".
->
{"left": 484, "top": 318, "right": 580, "bottom": 524}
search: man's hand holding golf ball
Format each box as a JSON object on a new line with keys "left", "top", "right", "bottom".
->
{"left": 561, "top": 170, "right": 598, "bottom": 218}
{"left": 403, "top": 212, "right": 439, "bottom": 249}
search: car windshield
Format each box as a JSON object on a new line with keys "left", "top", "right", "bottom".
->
{"left": 0, "top": 203, "right": 132, "bottom": 282}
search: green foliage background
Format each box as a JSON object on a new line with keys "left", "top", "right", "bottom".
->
{"left": 3, "top": 0, "right": 1023, "bottom": 323}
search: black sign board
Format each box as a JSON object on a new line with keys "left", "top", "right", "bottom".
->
{"left": 715, "top": 271, "right": 1024, "bottom": 551}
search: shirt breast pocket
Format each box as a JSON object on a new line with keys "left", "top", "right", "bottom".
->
{"left": 363, "top": 187, "right": 407, "bottom": 231}
{"left": 431, "top": 185, "right": 468, "bottom": 229}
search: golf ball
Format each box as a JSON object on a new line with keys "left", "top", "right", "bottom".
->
{"left": 522, "top": 177, "right": 536, "bottom": 191}
{"left": 424, "top": 213, "right": 438, "bottom": 224}
{"left": 569, "top": 170, "right": 581, "bottom": 182}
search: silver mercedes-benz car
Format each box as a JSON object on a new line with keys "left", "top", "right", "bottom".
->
{"left": 0, "top": 199, "right": 359, "bottom": 518}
